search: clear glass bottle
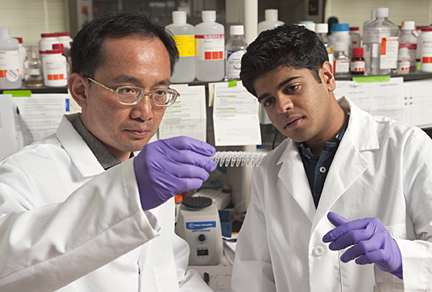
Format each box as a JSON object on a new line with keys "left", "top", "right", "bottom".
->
{"left": 24, "top": 46, "right": 43, "bottom": 87}
{"left": 225, "top": 25, "right": 247, "bottom": 80}
{"left": 333, "top": 42, "right": 350, "bottom": 75}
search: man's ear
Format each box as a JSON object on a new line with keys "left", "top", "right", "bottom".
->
{"left": 68, "top": 73, "right": 89, "bottom": 108}
{"left": 321, "top": 61, "right": 336, "bottom": 92}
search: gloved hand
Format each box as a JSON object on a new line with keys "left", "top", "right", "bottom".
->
{"left": 133, "top": 136, "right": 217, "bottom": 210}
{"left": 322, "top": 212, "right": 403, "bottom": 279}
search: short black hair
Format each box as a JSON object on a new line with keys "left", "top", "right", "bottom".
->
{"left": 240, "top": 24, "right": 328, "bottom": 97}
{"left": 71, "top": 11, "right": 179, "bottom": 77}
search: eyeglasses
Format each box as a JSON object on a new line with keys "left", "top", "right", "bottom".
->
{"left": 87, "top": 77, "right": 180, "bottom": 107}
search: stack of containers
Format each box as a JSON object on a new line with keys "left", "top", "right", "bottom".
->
{"left": 166, "top": 11, "right": 195, "bottom": 83}
{"left": 315, "top": 23, "right": 334, "bottom": 67}
{"left": 398, "top": 21, "right": 417, "bottom": 72}
{"left": 330, "top": 23, "right": 351, "bottom": 59}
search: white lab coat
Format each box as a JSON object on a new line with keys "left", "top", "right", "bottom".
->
{"left": 0, "top": 113, "right": 213, "bottom": 292}
{"left": 231, "top": 97, "right": 432, "bottom": 292}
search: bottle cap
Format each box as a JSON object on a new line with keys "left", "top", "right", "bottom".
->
{"left": 174, "top": 194, "right": 183, "bottom": 203}
{"left": 315, "top": 23, "right": 328, "bottom": 33}
{"left": 15, "top": 37, "right": 23, "bottom": 43}
{"left": 352, "top": 47, "right": 364, "bottom": 58}
{"left": 376, "top": 7, "right": 389, "bottom": 18}
{"left": 349, "top": 27, "right": 359, "bottom": 31}
{"left": 41, "top": 33, "right": 57, "bottom": 38}
{"left": 265, "top": 9, "right": 278, "bottom": 21}
{"left": 202, "top": 10, "right": 216, "bottom": 22}
{"left": 230, "top": 25, "right": 244, "bottom": 35}
{"left": 331, "top": 23, "right": 349, "bottom": 32}
{"left": 52, "top": 43, "right": 64, "bottom": 53}
{"left": 0, "top": 28, "right": 10, "bottom": 37}
{"left": 334, "top": 42, "right": 345, "bottom": 52}
{"left": 172, "top": 11, "right": 187, "bottom": 24}
{"left": 401, "top": 21, "right": 415, "bottom": 30}
{"left": 299, "top": 22, "right": 315, "bottom": 32}
{"left": 422, "top": 27, "right": 432, "bottom": 32}
{"left": 56, "top": 32, "right": 71, "bottom": 37}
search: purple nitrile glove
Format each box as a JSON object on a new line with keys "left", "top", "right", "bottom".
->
{"left": 133, "top": 136, "right": 217, "bottom": 210}
{"left": 322, "top": 212, "right": 403, "bottom": 279}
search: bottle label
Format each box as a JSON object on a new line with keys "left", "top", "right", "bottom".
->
{"left": 226, "top": 50, "right": 245, "bottom": 79}
{"left": 380, "top": 37, "right": 399, "bottom": 69}
{"left": 195, "top": 34, "right": 224, "bottom": 60}
{"left": 172, "top": 35, "right": 195, "bottom": 57}
{"left": 44, "top": 58, "right": 67, "bottom": 82}
{"left": 334, "top": 59, "right": 350, "bottom": 73}
{"left": 398, "top": 60, "right": 410, "bottom": 72}
{"left": 0, "top": 50, "right": 21, "bottom": 81}
{"left": 350, "top": 60, "right": 365, "bottom": 72}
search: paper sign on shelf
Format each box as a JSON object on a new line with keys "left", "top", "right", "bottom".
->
{"left": 158, "top": 84, "right": 207, "bottom": 142}
{"left": 213, "top": 81, "right": 261, "bottom": 146}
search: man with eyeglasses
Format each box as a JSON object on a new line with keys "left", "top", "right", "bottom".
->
{"left": 0, "top": 12, "right": 216, "bottom": 292}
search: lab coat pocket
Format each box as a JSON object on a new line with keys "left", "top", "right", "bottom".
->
{"left": 373, "top": 223, "right": 406, "bottom": 292}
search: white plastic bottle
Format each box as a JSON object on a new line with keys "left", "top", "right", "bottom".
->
{"left": 56, "top": 32, "right": 73, "bottom": 61}
{"left": 330, "top": 23, "right": 351, "bottom": 59}
{"left": 421, "top": 29, "right": 432, "bottom": 72}
{"left": 225, "top": 25, "right": 247, "bottom": 80}
{"left": 333, "top": 42, "right": 350, "bottom": 75}
{"left": 166, "top": 11, "right": 195, "bottom": 83}
{"left": 38, "top": 33, "right": 58, "bottom": 52}
{"left": 258, "top": 9, "right": 284, "bottom": 33}
{"left": 43, "top": 49, "right": 67, "bottom": 87}
{"left": 315, "top": 23, "right": 334, "bottom": 67}
{"left": 0, "top": 28, "right": 22, "bottom": 89}
{"left": 399, "top": 21, "right": 417, "bottom": 72}
{"left": 417, "top": 27, "right": 432, "bottom": 71}
{"left": 363, "top": 7, "right": 399, "bottom": 75}
{"left": 349, "top": 27, "right": 361, "bottom": 48}
{"left": 397, "top": 47, "right": 410, "bottom": 74}
{"left": 195, "top": 10, "right": 225, "bottom": 82}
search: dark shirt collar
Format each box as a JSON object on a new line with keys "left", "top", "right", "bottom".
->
{"left": 297, "top": 118, "right": 349, "bottom": 158}
{"left": 72, "top": 115, "right": 121, "bottom": 170}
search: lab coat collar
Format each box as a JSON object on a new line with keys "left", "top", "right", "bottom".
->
{"left": 276, "top": 97, "right": 379, "bottom": 225}
{"left": 57, "top": 114, "right": 105, "bottom": 177}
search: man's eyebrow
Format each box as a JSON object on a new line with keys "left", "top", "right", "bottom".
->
{"left": 112, "top": 75, "right": 171, "bottom": 87}
{"left": 257, "top": 76, "right": 301, "bottom": 102}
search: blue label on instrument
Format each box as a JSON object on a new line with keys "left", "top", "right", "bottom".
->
{"left": 186, "top": 221, "right": 216, "bottom": 230}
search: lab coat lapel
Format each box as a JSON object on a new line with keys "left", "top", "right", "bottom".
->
{"left": 57, "top": 114, "right": 105, "bottom": 177}
{"left": 278, "top": 140, "right": 316, "bottom": 223}
{"left": 312, "top": 97, "right": 379, "bottom": 230}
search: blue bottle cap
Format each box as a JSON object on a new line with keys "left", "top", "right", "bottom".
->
{"left": 331, "top": 23, "right": 349, "bottom": 32}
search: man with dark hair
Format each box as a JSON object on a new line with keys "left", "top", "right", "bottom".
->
{"left": 0, "top": 12, "right": 216, "bottom": 291}
{"left": 232, "top": 24, "right": 432, "bottom": 291}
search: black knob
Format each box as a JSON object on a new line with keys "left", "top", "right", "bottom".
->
{"left": 198, "top": 234, "right": 206, "bottom": 242}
